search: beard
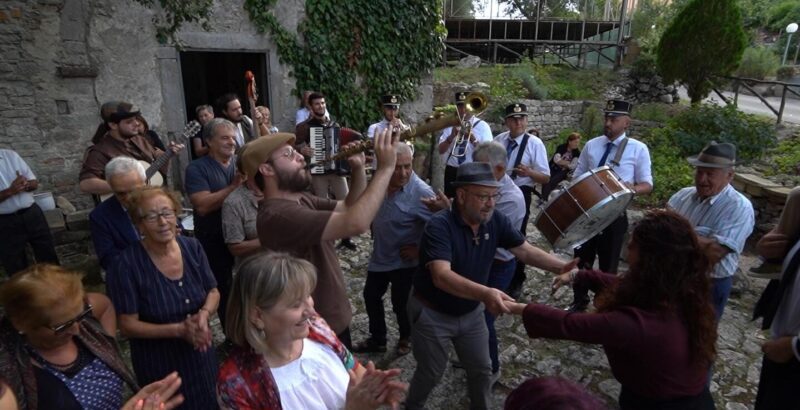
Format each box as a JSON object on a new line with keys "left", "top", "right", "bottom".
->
{"left": 276, "top": 166, "right": 311, "bottom": 192}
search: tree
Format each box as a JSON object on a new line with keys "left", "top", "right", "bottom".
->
{"left": 657, "top": 0, "right": 747, "bottom": 104}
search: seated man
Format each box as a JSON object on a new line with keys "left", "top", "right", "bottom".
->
{"left": 89, "top": 157, "right": 145, "bottom": 271}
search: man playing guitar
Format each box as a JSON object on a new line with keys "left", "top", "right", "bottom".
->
{"left": 79, "top": 102, "right": 184, "bottom": 199}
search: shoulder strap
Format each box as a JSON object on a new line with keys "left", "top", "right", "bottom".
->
{"left": 609, "top": 137, "right": 629, "bottom": 167}
{"left": 510, "top": 134, "right": 530, "bottom": 179}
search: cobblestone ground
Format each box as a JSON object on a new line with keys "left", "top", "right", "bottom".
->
{"left": 336, "top": 221, "right": 770, "bottom": 410}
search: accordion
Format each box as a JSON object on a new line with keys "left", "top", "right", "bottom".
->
{"left": 309, "top": 126, "right": 363, "bottom": 175}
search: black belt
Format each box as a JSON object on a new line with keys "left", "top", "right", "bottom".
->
{"left": 0, "top": 204, "right": 35, "bottom": 217}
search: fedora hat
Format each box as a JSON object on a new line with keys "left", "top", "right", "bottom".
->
{"left": 451, "top": 162, "right": 502, "bottom": 188}
{"left": 687, "top": 141, "right": 739, "bottom": 168}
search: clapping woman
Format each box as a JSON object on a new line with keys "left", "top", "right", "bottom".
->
{"left": 106, "top": 187, "right": 219, "bottom": 410}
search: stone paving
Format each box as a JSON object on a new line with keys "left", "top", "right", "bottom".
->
{"left": 336, "top": 222, "right": 770, "bottom": 410}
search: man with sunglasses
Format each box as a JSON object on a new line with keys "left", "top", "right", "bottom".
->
{"left": 241, "top": 128, "right": 399, "bottom": 348}
{"left": 406, "top": 162, "right": 578, "bottom": 410}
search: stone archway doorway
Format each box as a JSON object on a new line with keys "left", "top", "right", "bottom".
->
{"left": 179, "top": 51, "right": 270, "bottom": 124}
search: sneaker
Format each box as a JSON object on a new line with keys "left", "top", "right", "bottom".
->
{"left": 338, "top": 238, "right": 357, "bottom": 251}
{"left": 351, "top": 338, "right": 387, "bottom": 353}
{"left": 490, "top": 368, "right": 502, "bottom": 386}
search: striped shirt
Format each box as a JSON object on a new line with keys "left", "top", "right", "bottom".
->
{"left": 668, "top": 184, "right": 754, "bottom": 278}
{"left": 495, "top": 174, "right": 526, "bottom": 261}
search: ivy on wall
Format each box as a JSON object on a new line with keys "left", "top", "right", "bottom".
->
{"left": 245, "top": 0, "right": 445, "bottom": 129}
{"left": 135, "top": 0, "right": 444, "bottom": 128}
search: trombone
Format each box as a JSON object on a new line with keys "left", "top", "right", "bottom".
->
{"left": 450, "top": 92, "right": 488, "bottom": 158}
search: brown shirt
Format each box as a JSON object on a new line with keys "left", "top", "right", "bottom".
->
{"left": 257, "top": 193, "right": 351, "bottom": 334}
{"left": 79, "top": 133, "right": 164, "bottom": 181}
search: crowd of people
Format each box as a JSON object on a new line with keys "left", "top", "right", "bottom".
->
{"left": 0, "top": 87, "right": 797, "bottom": 410}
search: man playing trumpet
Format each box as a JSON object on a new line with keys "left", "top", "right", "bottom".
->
{"left": 368, "top": 94, "right": 410, "bottom": 139}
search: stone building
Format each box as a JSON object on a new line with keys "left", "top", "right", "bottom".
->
{"left": 0, "top": 0, "right": 433, "bottom": 210}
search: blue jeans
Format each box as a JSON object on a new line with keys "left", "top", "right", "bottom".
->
{"left": 711, "top": 276, "right": 734, "bottom": 321}
{"left": 484, "top": 258, "right": 517, "bottom": 373}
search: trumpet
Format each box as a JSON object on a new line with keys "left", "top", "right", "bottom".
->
{"left": 326, "top": 92, "right": 489, "bottom": 162}
{"left": 449, "top": 92, "right": 488, "bottom": 158}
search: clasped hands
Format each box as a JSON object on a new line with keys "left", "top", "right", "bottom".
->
{"left": 182, "top": 309, "right": 212, "bottom": 352}
{"left": 346, "top": 361, "right": 408, "bottom": 410}
{"left": 489, "top": 258, "right": 580, "bottom": 317}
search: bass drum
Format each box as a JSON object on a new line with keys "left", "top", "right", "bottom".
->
{"left": 534, "top": 166, "right": 633, "bottom": 250}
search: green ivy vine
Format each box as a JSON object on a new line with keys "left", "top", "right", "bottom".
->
{"left": 133, "top": 0, "right": 214, "bottom": 45}
{"left": 245, "top": 0, "right": 446, "bottom": 129}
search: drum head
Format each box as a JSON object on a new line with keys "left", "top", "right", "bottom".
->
{"left": 551, "top": 192, "right": 633, "bottom": 250}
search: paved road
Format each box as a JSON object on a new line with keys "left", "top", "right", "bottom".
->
{"left": 678, "top": 87, "right": 800, "bottom": 124}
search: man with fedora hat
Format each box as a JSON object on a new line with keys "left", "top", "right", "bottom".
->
{"left": 669, "top": 141, "right": 754, "bottom": 319}
{"left": 569, "top": 99, "right": 653, "bottom": 312}
{"left": 79, "top": 102, "right": 181, "bottom": 197}
{"left": 494, "top": 102, "right": 550, "bottom": 300}
{"left": 367, "top": 94, "right": 410, "bottom": 139}
{"left": 406, "top": 161, "right": 577, "bottom": 410}
{"left": 438, "top": 91, "right": 493, "bottom": 199}
{"left": 241, "top": 128, "right": 399, "bottom": 347}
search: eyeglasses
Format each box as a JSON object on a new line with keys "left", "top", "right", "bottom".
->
{"left": 268, "top": 147, "right": 298, "bottom": 164}
{"left": 48, "top": 304, "right": 93, "bottom": 334}
{"left": 142, "top": 209, "right": 177, "bottom": 223}
{"left": 467, "top": 191, "right": 502, "bottom": 204}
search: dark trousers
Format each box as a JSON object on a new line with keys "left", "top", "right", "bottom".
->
{"left": 508, "top": 185, "right": 535, "bottom": 298}
{"left": 444, "top": 165, "right": 459, "bottom": 199}
{"left": 484, "top": 259, "right": 516, "bottom": 372}
{"left": 755, "top": 355, "right": 800, "bottom": 410}
{"left": 0, "top": 203, "right": 59, "bottom": 275}
{"left": 572, "top": 214, "right": 628, "bottom": 306}
{"left": 195, "top": 231, "right": 233, "bottom": 327}
{"left": 540, "top": 168, "right": 569, "bottom": 201}
{"left": 363, "top": 267, "right": 414, "bottom": 343}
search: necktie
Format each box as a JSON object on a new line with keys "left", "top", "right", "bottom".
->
{"left": 597, "top": 142, "right": 613, "bottom": 167}
{"left": 506, "top": 139, "right": 518, "bottom": 160}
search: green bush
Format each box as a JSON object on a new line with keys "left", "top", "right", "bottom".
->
{"left": 764, "top": 136, "right": 800, "bottom": 176}
{"left": 777, "top": 66, "right": 797, "bottom": 81}
{"left": 580, "top": 105, "right": 604, "bottom": 139}
{"left": 667, "top": 104, "right": 777, "bottom": 162}
{"left": 630, "top": 52, "right": 659, "bottom": 78}
{"left": 735, "top": 46, "right": 780, "bottom": 79}
{"left": 634, "top": 103, "right": 688, "bottom": 123}
{"left": 637, "top": 127, "right": 696, "bottom": 207}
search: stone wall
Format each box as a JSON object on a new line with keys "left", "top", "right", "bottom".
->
{"left": 0, "top": 0, "right": 432, "bottom": 212}
{"left": 732, "top": 173, "right": 791, "bottom": 234}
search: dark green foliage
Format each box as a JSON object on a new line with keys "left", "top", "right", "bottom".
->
{"left": 245, "top": 0, "right": 444, "bottom": 129}
{"left": 133, "top": 0, "right": 213, "bottom": 45}
{"left": 736, "top": 46, "right": 780, "bottom": 79}
{"left": 657, "top": 0, "right": 747, "bottom": 104}
{"left": 637, "top": 127, "right": 696, "bottom": 207}
{"left": 667, "top": 104, "right": 777, "bottom": 161}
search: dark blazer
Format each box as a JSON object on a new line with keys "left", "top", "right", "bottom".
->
{"left": 89, "top": 195, "right": 139, "bottom": 270}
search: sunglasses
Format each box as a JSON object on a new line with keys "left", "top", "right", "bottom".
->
{"left": 47, "top": 304, "right": 93, "bottom": 334}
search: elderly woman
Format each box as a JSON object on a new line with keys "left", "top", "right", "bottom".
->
{"left": 540, "top": 132, "right": 581, "bottom": 201}
{"left": 107, "top": 186, "right": 219, "bottom": 410}
{"left": 255, "top": 105, "right": 279, "bottom": 135}
{"left": 505, "top": 210, "right": 717, "bottom": 410}
{"left": 217, "top": 252, "right": 407, "bottom": 409}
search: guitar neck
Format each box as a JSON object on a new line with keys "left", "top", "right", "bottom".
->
{"left": 144, "top": 121, "right": 199, "bottom": 182}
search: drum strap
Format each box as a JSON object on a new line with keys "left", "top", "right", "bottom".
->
{"left": 510, "top": 133, "right": 530, "bottom": 179}
{"left": 608, "top": 137, "right": 629, "bottom": 168}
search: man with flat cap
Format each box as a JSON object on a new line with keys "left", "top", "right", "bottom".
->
{"left": 438, "top": 91, "right": 493, "bottom": 199}
{"left": 569, "top": 99, "right": 653, "bottom": 312}
{"left": 367, "top": 94, "right": 410, "bottom": 139}
{"left": 494, "top": 103, "right": 550, "bottom": 299}
{"left": 79, "top": 102, "right": 181, "bottom": 198}
{"left": 669, "top": 142, "right": 754, "bottom": 320}
{"left": 406, "top": 161, "right": 577, "bottom": 410}
{"left": 240, "top": 128, "right": 399, "bottom": 347}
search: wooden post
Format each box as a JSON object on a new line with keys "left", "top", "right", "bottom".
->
{"left": 777, "top": 85, "right": 788, "bottom": 124}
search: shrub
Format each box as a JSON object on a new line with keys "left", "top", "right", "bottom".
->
{"left": 630, "top": 52, "right": 659, "bottom": 78}
{"left": 637, "top": 127, "right": 695, "bottom": 207}
{"left": 667, "top": 104, "right": 777, "bottom": 162}
{"left": 764, "top": 135, "right": 800, "bottom": 176}
{"left": 777, "top": 66, "right": 797, "bottom": 81}
{"left": 580, "top": 105, "right": 604, "bottom": 139}
{"left": 735, "top": 46, "right": 780, "bottom": 80}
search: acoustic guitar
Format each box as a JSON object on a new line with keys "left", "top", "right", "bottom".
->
{"left": 98, "top": 121, "right": 201, "bottom": 202}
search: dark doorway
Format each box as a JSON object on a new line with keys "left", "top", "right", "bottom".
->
{"left": 179, "top": 51, "right": 270, "bottom": 124}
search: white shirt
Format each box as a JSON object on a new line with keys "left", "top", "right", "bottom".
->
{"left": 272, "top": 339, "right": 350, "bottom": 409}
{"left": 0, "top": 149, "right": 35, "bottom": 214}
{"left": 494, "top": 131, "right": 550, "bottom": 188}
{"left": 438, "top": 116, "right": 493, "bottom": 167}
{"left": 494, "top": 174, "right": 526, "bottom": 261}
{"left": 573, "top": 133, "right": 653, "bottom": 186}
{"left": 367, "top": 118, "right": 407, "bottom": 139}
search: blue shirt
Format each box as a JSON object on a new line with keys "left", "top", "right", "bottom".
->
{"left": 668, "top": 184, "right": 754, "bottom": 278}
{"left": 368, "top": 173, "right": 434, "bottom": 272}
{"left": 413, "top": 205, "right": 525, "bottom": 316}
{"left": 184, "top": 155, "right": 236, "bottom": 236}
{"left": 89, "top": 195, "right": 139, "bottom": 270}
